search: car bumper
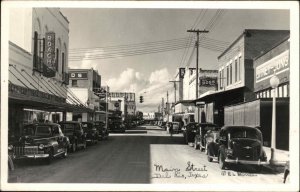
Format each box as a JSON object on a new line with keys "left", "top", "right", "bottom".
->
{"left": 225, "top": 158, "right": 268, "bottom": 165}
{"left": 14, "top": 154, "right": 50, "bottom": 159}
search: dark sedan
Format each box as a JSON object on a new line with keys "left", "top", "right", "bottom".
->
{"left": 8, "top": 123, "right": 69, "bottom": 164}
{"left": 94, "top": 121, "right": 109, "bottom": 140}
{"left": 206, "top": 126, "right": 267, "bottom": 171}
{"left": 193, "top": 123, "right": 219, "bottom": 151}
{"left": 82, "top": 122, "right": 99, "bottom": 144}
{"left": 182, "top": 122, "right": 198, "bottom": 144}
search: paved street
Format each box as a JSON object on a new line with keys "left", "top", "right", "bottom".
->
{"left": 9, "top": 125, "right": 285, "bottom": 184}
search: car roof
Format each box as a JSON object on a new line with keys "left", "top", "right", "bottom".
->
{"left": 58, "top": 121, "right": 81, "bottom": 124}
{"left": 221, "top": 125, "right": 260, "bottom": 132}
{"left": 25, "top": 123, "right": 59, "bottom": 127}
{"left": 81, "top": 122, "right": 93, "bottom": 124}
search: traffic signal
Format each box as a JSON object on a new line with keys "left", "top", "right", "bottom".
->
{"left": 140, "top": 96, "right": 143, "bottom": 103}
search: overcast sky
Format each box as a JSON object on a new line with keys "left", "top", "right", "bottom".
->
{"left": 60, "top": 7, "right": 289, "bottom": 113}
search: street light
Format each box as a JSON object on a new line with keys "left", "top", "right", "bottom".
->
{"left": 269, "top": 74, "right": 280, "bottom": 165}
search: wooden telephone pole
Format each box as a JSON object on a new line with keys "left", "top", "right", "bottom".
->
{"left": 187, "top": 29, "right": 209, "bottom": 98}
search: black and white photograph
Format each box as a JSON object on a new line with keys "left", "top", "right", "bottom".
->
{"left": 1, "top": 1, "right": 299, "bottom": 191}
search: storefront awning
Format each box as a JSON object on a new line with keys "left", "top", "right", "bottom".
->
{"left": 193, "top": 87, "right": 245, "bottom": 106}
{"left": 9, "top": 83, "right": 93, "bottom": 113}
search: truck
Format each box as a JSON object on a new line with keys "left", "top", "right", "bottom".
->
{"left": 224, "top": 98, "right": 289, "bottom": 150}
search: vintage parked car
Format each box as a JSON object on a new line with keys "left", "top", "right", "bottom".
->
{"left": 206, "top": 126, "right": 268, "bottom": 170}
{"left": 58, "top": 121, "right": 87, "bottom": 152}
{"left": 8, "top": 123, "right": 70, "bottom": 164}
{"left": 172, "top": 122, "right": 181, "bottom": 134}
{"left": 182, "top": 122, "right": 198, "bottom": 144}
{"left": 108, "top": 120, "right": 126, "bottom": 133}
{"left": 194, "top": 123, "right": 219, "bottom": 151}
{"left": 81, "top": 122, "right": 99, "bottom": 144}
{"left": 94, "top": 121, "right": 109, "bottom": 140}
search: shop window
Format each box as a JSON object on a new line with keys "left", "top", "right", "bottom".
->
{"left": 72, "top": 80, "right": 78, "bottom": 87}
{"left": 219, "top": 71, "right": 222, "bottom": 89}
{"left": 238, "top": 56, "right": 241, "bottom": 81}
{"left": 263, "top": 91, "right": 266, "bottom": 98}
{"left": 226, "top": 66, "right": 229, "bottom": 86}
{"left": 62, "top": 52, "right": 65, "bottom": 74}
{"left": 229, "top": 63, "right": 233, "bottom": 85}
{"left": 33, "top": 31, "right": 44, "bottom": 72}
{"left": 234, "top": 59, "right": 238, "bottom": 82}
{"left": 266, "top": 90, "right": 270, "bottom": 98}
{"left": 271, "top": 89, "right": 274, "bottom": 97}
{"left": 279, "top": 86, "right": 284, "bottom": 97}
{"left": 283, "top": 84, "right": 288, "bottom": 97}
{"left": 55, "top": 48, "right": 59, "bottom": 72}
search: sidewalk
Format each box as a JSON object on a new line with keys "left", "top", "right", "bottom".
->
{"left": 262, "top": 147, "right": 289, "bottom": 173}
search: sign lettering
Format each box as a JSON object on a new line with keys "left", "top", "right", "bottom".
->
{"left": 256, "top": 50, "right": 289, "bottom": 83}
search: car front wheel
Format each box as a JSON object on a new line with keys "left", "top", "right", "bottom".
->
{"left": 46, "top": 149, "right": 54, "bottom": 164}
{"left": 207, "top": 150, "right": 213, "bottom": 162}
{"left": 71, "top": 142, "right": 76, "bottom": 153}
{"left": 62, "top": 147, "right": 68, "bottom": 158}
{"left": 82, "top": 140, "right": 87, "bottom": 150}
{"left": 194, "top": 137, "right": 199, "bottom": 150}
{"left": 219, "top": 152, "right": 226, "bottom": 170}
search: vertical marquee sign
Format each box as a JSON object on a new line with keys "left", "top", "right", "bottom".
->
{"left": 43, "top": 31, "right": 56, "bottom": 77}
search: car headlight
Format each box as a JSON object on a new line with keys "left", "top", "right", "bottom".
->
{"left": 8, "top": 145, "right": 13, "bottom": 150}
{"left": 39, "top": 144, "right": 44, "bottom": 150}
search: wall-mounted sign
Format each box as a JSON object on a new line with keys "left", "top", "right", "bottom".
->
{"left": 256, "top": 50, "right": 289, "bottom": 83}
{"left": 43, "top": 31, "right": 56, "bottom": 77}
{"left": 69, "top": 72, "right": 88, "bottom": 79}
{"left": 199, "top": 77, "right": 217, "bottom": 87}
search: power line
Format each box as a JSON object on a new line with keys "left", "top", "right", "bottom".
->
{"left": 69, "top": 38, "right": 228, "bottom": 61}
{"left": 69, "top": 36, "right": 193, "bottom": 52}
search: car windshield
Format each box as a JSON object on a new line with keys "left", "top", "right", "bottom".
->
{"left": 23, "top": 125, "right": 35, "bottom": 136}
{"left": 59, "top": 123, "right": 74, "bottom": 133}
{"left": 230, "top": 128, "right": 262, "bottom": 140}
{"left": 35, "top": 126, "right": 52, "bottom": 136}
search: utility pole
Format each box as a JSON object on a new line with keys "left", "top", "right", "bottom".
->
{"left": 167, "top": 91, "right": 169, "bottom": 122}
{"left": 169, "top": 80, "right": 180, "bottom": 103}
{"left": 187, "top": 29, "right": 209, "bottom": 99}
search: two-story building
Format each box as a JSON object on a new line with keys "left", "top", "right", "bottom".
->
{"left": 68, "top": 68, "right": 101, "bottom": 121}
{"left": 195, "top": 29, "right": 290, "bottom": 126}
{"left": 8, "top": 8, "right": 87, "bottom": 137}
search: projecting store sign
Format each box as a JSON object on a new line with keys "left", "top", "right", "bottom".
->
{"left": 43, "top": 31, "right": 56, "bottom": 77}
{"left": 69, "top": 72, "right": 88, "bottom": 79}
{"left": 199, "top": 77, "right": 217, "bottom": 87}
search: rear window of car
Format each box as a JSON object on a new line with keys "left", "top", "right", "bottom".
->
{"left": 230, "top": 128, "right": 262, "bottom": 140}
{"left": 60, "top": 123, "right": 74, "bottom": 133}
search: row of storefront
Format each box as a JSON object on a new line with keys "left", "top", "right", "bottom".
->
{"left": 170, "top": 29, "right": 290, "bottom": 151}
{"left": 7, "top": 8, "right": 139, "bottom": 140}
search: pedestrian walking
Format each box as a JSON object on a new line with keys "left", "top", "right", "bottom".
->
{"left": 169, "top": 122, "right": 173, "bottom": 137}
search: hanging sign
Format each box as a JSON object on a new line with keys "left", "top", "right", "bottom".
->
{"left": 43, "top": 31, "right": 56, "bottom": 77}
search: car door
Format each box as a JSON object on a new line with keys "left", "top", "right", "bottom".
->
{"left": 52, "top": 125, "right": 64, "bottom": 153}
